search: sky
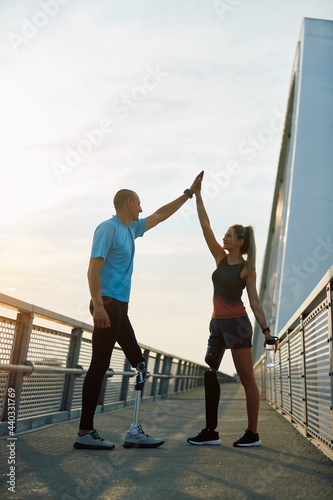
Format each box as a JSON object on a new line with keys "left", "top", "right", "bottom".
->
{"left": 1, "top": 0, "right": 333, "bottom": 376}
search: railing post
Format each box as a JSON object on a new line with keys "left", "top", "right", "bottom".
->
{"left": 300, "top": 314, "right": 308, "bottom": 432}
{"left": 175, "top": 359, "right": 182, "bottom": 393}
{"left": 2, "top": 311, "right": 33, "bottom": 423}
{"left": 326, "top": 281, "right": 333, "bottom": 425}
{"left": 159, "top": 356, "right": 172, "bottom": 396}
{"left": 151, "top": 353, "right": 160, "bottom": 398}
{"left": 287, "top": 330, "right": 292, "bottom": 420}
{"left": 182, "top": 362, "right": 188, "bottom": 391}
{"left": 189, "top": 363, "right": 194, "bottom": 389}
{"left": 120, "top": 358, "right": 132, "bottom": 403}
{"left": 278, "top": 340, "right": 282, "bottom": 406}
{"left": 141, "top": 349, "right": 150, "bottom": 399}
{"left": 261, "top": 359, "right": 266, "bottom": 400}
{"left": 186, "top": 362, "right": 191, "bottom": 390}
{"left": 60, "top": 327, "right": 83, "bottom": 413}
{"left": 197, "top": 366, "right": 200, "bottom": 389}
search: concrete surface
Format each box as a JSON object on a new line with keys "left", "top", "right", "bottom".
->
{"left": 0, "top": 383, "right": 332, "bottom": 500}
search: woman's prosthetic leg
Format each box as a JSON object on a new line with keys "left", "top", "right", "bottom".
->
{"left": 204, "top": 343, "right": 225, "bottom": 430}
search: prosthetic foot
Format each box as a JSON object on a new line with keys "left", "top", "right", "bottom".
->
{"left": 123, "top": 361, "right": 164, "bottom": 448}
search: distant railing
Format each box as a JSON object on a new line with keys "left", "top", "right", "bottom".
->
{"left": 254, "top": 266, "right": 333, "bottom": 456}
{"left": 0, "top": 293, "right": 232, "bottom": 437}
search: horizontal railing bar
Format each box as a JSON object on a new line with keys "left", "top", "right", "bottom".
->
{"left": 0, "top": 364, "right": 209, "bottom": 380}
{"left": 0, "top": 363, "right": 135, "bottom": 377}
{"left": 0, "top": 292, "right": 93, "bottom": 332}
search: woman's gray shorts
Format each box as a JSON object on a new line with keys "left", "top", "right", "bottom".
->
{"left": 209, "top": 316, "right": 253, "bottom": 350}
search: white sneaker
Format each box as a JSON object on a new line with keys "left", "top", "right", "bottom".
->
{"left": 123, "top": 424, "right": 164, "bottom": 448}
{"left": 73, "top": 429, "right": 115, "bottom": 450}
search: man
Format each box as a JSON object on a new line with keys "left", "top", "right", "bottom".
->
{"left": 73, "top": 172, "right": 203, "bottom": 450}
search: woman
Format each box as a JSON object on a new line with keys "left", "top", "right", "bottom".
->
{"left": 187, "top": 173, "right": 272, "bottom": 447}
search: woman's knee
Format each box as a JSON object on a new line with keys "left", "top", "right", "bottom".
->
{"left": 237, "top": 370, "right": 256, "bottom": 389}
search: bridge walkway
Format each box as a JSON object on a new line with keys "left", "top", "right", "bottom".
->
{"left": 0, "top": 383, "right": 332, "bottom": 500}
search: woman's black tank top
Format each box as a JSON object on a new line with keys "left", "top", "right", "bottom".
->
{"left": 211, "top": 256, "right": 247, "bottom": 318}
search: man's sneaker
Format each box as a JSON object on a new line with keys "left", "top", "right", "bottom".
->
{"left": 187, "top": 428, "right": 221, "bottom": 445}
{"left": 73, "top": 429, "right": 115, "bottom": 450}
{"left": 123, "top": 424, "right": 164, "bottom": 448}
{"left": 233, "top": 429, "right": 261, "bottom": 447}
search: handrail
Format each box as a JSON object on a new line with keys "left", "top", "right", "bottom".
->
{"left": 0, "top": 291, "right": 206, "bottom": 366}
{"left": 0, "top": 294, "right": 233, "bottom": 438}
{"left": 253, "top": 266, "right": 333, "bottom": 457}
{"left": 0, "top": 292, "right": 93, "bottom": 332}
{"left": 0, "top": 363, "right": 206, "bottom": 380}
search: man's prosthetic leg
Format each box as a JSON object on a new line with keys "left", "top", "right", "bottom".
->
{"left": 133, "top": 361, "right": 147, "bottom": 426}
{"left": 204, "top": 343, "right": 225, "bottom": 431}
{"left": 123, "top": 361, "right": 164, "bottom": 448}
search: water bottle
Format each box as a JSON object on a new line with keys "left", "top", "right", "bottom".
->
{"left": 265, "top": 336, "right": 278, "bottom": 368}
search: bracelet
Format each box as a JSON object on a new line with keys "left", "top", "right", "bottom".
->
{"left": 184, "top": 189, "right": 193, "bottom": 199}
{"left": 262, "top": 327, "right": 270, "bottom": 334}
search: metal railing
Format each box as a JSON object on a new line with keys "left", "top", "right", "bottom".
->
{"left": 254, "top": 266, "right": 333, "bottom": 456}
{"left": 0, "top": 293, "right": 232, "bottom": 437}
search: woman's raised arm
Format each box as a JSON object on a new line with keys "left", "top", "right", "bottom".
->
{"left": 194, "top": 185, "right": 226, "bottom": 265}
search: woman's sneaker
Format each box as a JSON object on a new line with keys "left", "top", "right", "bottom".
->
{"left": 233, "top": 429, "right": 261, "bottom": 447}
{"left": 187, "top": 428, "right": 221, "bottom": 445}
{"left": 123, "top": 424, "right": 164, "bottom": 448}
{"left": 73, "top": 429, "right": 115, "bottom": 450}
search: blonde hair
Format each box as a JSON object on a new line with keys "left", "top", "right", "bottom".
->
{"left": 231, "top": 224, "right": 256, "bottom": 272}
{"left": 113, "top": 189, "right": 137, "bottom": 211}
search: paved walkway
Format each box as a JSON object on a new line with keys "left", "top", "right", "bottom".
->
{"left": 0, "top": 383, "right": 332, "bottom": 500}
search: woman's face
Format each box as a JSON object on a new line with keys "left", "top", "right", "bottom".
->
{"left": 222, "top": 228, "right": 234, "bottom": 249}
{"left": 223, "top": 227, "right": 243, "bottom": 251}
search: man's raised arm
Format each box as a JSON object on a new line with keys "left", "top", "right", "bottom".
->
{"left": 145, "top": 171, "right": 203, "bottom": 232}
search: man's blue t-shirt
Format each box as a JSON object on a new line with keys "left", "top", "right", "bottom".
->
{"left": 90, "top": 216, "right": 146, "bottom": 302}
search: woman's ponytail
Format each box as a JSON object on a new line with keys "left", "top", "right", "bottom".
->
{"left": 231, "top": 224, "right": 256, "bottom": 272}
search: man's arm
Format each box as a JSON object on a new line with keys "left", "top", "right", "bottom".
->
{"left": 87, "top": 257, "right": 110, "bottom": 329}
{"left": 145, "top": 171, "right": 204, "bottom": 232}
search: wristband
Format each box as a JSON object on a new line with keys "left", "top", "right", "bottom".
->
{"left": 184, "top": 189, "right": 193, "bottom": 199}
{"left": 262, "top": 327, "right": 270, "bottom": 334}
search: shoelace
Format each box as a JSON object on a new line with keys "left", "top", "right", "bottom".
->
{"left": 90, "top": 430, "right": 104, "bottom": 441}
{"left": 137, "top": 424, "right": 151, "bottom": 438}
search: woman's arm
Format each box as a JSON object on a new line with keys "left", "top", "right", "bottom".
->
{"left": 245, "top": 268, "right": 273, "bottom": 346}
{"left": 195, "top": 190, "right": 226, "bottom": 265}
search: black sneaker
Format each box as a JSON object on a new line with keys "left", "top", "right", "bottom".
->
{"left": 187, "top": 428, "right": 221, "bottom": 445}
{"left": 233, "top": 429, "right": 261, "bottom": 447}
